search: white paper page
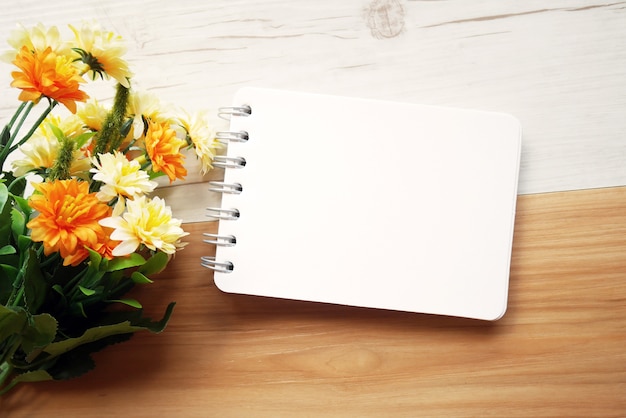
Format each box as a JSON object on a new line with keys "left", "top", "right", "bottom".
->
{"left": 211, "top": 87, "right": 521, "bottom": 320}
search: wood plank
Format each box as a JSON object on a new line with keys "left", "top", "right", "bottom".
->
{"left": 0, "top": 1, "right": 625, "bottom": 195}
{"left": 2, "top": 186, "right": 625, "bottom": 417}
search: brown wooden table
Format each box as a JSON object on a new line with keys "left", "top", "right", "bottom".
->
{"left": 2, "top": 187, "right": 625, "bottom": 417}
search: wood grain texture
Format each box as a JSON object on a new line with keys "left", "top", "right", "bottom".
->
{"left": 2, "top": 186, "right": 625, "bottom": 417}
{"left": 0, "top": 0, "right": 625, "bottom": 205}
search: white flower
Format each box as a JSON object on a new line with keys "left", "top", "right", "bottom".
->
{"left": 69, "top": 20, "right": 133, "bottom": 87}
{"left": 178, "top": 110, "right": 223, "bottom": 175}
{"left": 99, "top": 195, "right": 188, "bottom": 256}
{"left": 11, "top": 115, "right": 93, "bottom": 177}
{"left": 128, "top": 90, "right": 167, "bottom": 139}
{"left": 2, "top": 23, "right": 71, "bottom": 63}
{"left": 90, "top": 151, "right": 157, "bottom": 202}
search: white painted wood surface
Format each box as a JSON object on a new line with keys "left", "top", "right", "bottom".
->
{"left": 0, "top": 0, "right": 624, "bottom": 221}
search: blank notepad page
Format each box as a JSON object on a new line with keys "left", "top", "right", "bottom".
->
{"left": 210, "top": 87, "right": 522, "bottom": 321}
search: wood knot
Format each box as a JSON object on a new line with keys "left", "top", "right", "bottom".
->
{"left": 366, "top": 0, "right": 405, "bottom": 39}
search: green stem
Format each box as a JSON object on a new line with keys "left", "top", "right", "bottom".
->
{"left": 0, "top": 102, "right": 33, "bottom": 167}
{"left": 5, "top": 269, "right": 25, "bottom": 308}
{"left": 0, "top": 361, "right": 14, "bottom": 394}
{"left": 8, "top": 100, "right": 57, "bottom": 155}
{"left": 7, "top": 174, "right": 28, "bottom": 194}
{"left": 64, "top": 266, "right": 91, "bottom": 298}
{"left": 7, "top": 102, "right": 28, "bottom": 128}
{"left": 9, "top": 101, "right": 35, "bottom": 143}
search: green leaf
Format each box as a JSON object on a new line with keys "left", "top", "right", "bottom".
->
{"left": 0, "top": 304, "right": 27, "bottom": 341}
{"left": 23, "top": 248, "right": 48, "bottom": 313}
{"left": 0, "top": 370, "right": 53, "bottom": 395}
{"left": 106, "top": 252, "right": 145, "bottom": 272}
{"left": 0, "top": 267, "right": 16, "bottom": 304}
{"left": 74, "top": 131, "right": 96, "bottom": 148}
{"left": 109, "top": 298, "right": 142, "bottom": 309}
{"left": 10, "top": 208, "right": 26, "bottom": 239}
{"left": 0, "top": 264, "right": 19, "bottom": 279}
{"left": 78, "top": 286, "right": 96, "bottom": 296}
{"left": 0, "top": 183, "right": 8, "bottom": 212}
{"left": 76, "top": 302, "right": 87, "bottom": 318}
{"left": 0, "top": 245, "right": 16, "bottom": 256}
{"left": 10, "top": 177, "right": 27, "bottom": 197}
{"left": 51, "top": 284, "right": 67, "bottom": 307}
{"left": 45, "top": 332, "right": 133, "bottom": 381}
{"left": 130, "top": 271, "right": 153, "bottom": 284}
{"left": 0, "top": 190, "right": 12, "bottom": 248}
{"left": 138, "top": 251, "right": 169, "bottom": 275}
{"left": 43, "top": 302, "right": 176, "bottom": 359}
{"left": 44, "top": 322, "right": 141, "bottom": 358}
{"left": 10, "top": 193, "right": 32, "bottom": 217}
{"left": 21, "top": 313, "right": 58, "bottom": 354}
{"left": 48, "top": 122, "right": 65, "bottom": 142}
{"left": 148, "top": 170, "right": 166, "bottom": 180}
{"left": 17, "top": 235, "right": 32, "bottom": 254}
{"left": 86, "top": 247, "right": 102, "bottom": 270}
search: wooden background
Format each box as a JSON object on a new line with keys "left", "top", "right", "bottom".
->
{"left": 0, "top": 0, "right": 625, "bottom": 416}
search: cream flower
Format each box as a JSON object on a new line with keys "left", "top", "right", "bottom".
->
{"left": 11, "top": 122, "right": 91, "bottom": 177}
{"left": 77, "top": 98, "right": 110, "bottom": 132}
{"left": 128, "top": 90, "right": 170, "bottom": 139}
{"left": 11, "top": 135, "right": 57, "bottom": 177}
{"left": 90, "top": 151, "right": 157, "bottom": 202}
{"left": 178, "top": 110, "right": 223, "bottom": 175}
{"left": 2, "top": 23, "right": 71, "bottom": 62}
{"left": 99, "top": 195, "right": 188, "bottom": 256}
{"left": 69, "top": 21, "right": 132, "bottom": 87}
{"left": 40, "top": 114, "right": 88, "bottom": 139}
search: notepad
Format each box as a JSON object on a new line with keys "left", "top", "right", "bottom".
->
{"left": 202, "top": 87, "right": 522, "bottom": 321}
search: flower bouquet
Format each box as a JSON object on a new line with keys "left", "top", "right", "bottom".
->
{"left": 0, "top": 22, "right": 220, "bottom": 394}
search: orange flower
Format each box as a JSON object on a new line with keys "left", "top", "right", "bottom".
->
{"left": 27, "top": 179, "right": 113, "bottom": 266}
{"left": 11, "top": 46, "right": 89, "bottom": 113}
{"left": 145, "top": 120, "right": 187, "bottom": 182}
{"left": 92, "top": 227, "right": 121, "bottom": 261}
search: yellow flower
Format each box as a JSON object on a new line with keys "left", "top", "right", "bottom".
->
{"left": 144, "top": 120, "right": 187, "bottom": 182}
{"left": 99, "top": 195, "right": 188, "bottom": 256}
{"left": 69, "top": 21, "right": 132, "bottom": 88}
{"left": 11, "top": 46, "right": 89, "bottom": 113}
{"left": 128, "top": 90, "right": 168, "bottom": 139}
{"left": 77, "top": 98, "right": 110, "bottom": 132}
{"left": 2, "top": 23, "right": 71, "bottom": 62}
{"left": 39, "top": 114, "right": 88, "bottom": 139}
{"left": 12, "top": 117, "right": 91, "bottom": 177}
{"left": 27, "top": 179, "right": 113, "bottom": 266}
{"left": 178, "top": 110, "right": 222, "bottom": 175}
{"left": 90, "top": 151, "right": 157, "bottom": 202}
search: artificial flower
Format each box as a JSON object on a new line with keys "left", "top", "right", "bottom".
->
{"left": 128, "top": 90, "right": 168, "bottom": 139}
{"left": 2, "top": 22, "right": 71, "bottom": 62}
{"left": 69, "top": 21, "right": 132, "bottom": 88}
{"left": 27, "top": 179, "right": 113, "bottom": 266}
{"left": 77, "top": 98, "right": 110, "bottom": 132}
{"left": 178, "top": 110, "right": 223, "bottom": 175}
{"left": 0, "top": 21, "right": 217, "bottom": 394}
{"left": 90, "top": 151, "right": 157, "bottom": 202}
{"left": 144, "top": 120, "right": 187, "bottom": 182}
{"left": 10, "top": 46, "right": 89, "bottom": 113}
{"left": 11, "top": 130, "right": 91, "bottom": 178}
{"left": 11, "top": 115, "right": 92, "bottom": 177}
{"left": 100, "top": 195, "right": 188, "bottom": 256}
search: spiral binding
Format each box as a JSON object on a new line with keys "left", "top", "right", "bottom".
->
{"left": 202, "top": 104, "right": 251, "bottom": 273}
